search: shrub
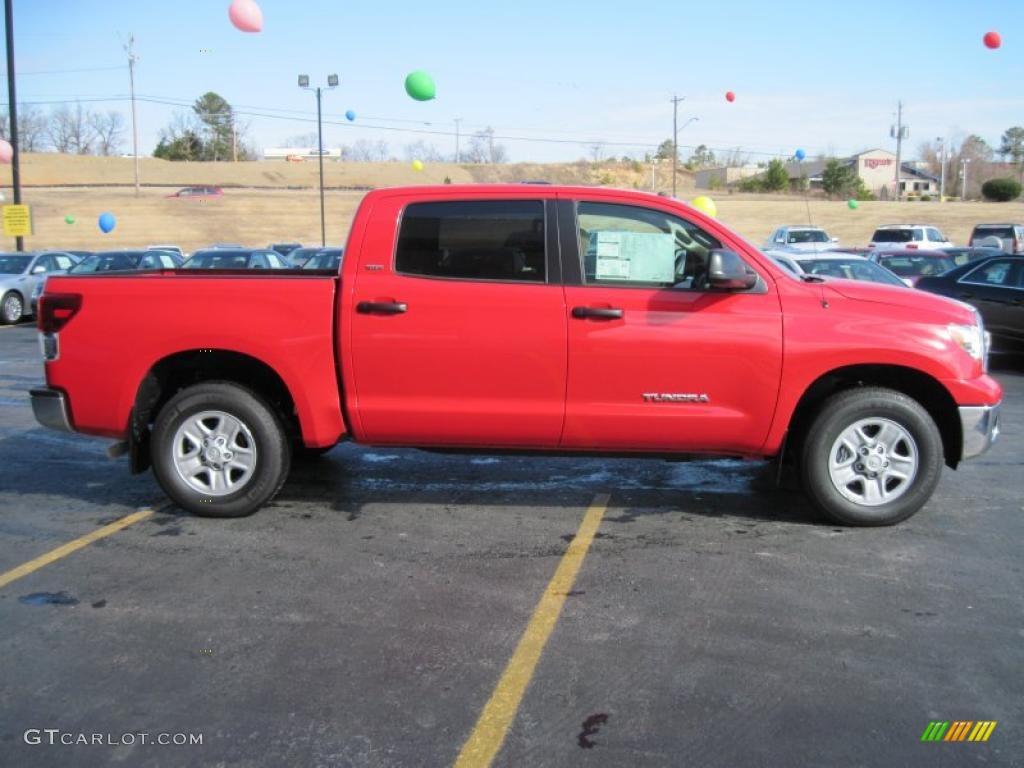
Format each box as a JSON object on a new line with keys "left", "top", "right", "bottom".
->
{"left": 981, "top": 177, "right": 1022, "bottom": 202}
{"left": 920, "top": 194, "right": 931, "bottom": 202}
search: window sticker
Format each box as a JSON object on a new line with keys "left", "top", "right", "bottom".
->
{"left": 591, "top": 231, "right": 675, "bottom": 283}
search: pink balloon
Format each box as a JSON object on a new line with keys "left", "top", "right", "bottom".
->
{"left": 228, "top": 0, "right": 263, "bottom": 33}
{"left": 0, "top": 139, "right": 11, "bottom": 164}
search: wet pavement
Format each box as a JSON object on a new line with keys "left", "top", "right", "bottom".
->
{"left": 0, "top": 321, "right": 1022, "bottom": 767}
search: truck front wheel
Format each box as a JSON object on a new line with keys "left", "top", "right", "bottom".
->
{"left": 151, "top": 381, "right": 291, "bottom": 517}
{"left": 800, "top": 387, "right": 943, "bottom": 526}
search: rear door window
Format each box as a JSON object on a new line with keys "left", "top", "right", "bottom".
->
{"left": 961, "top": 259, "right": 1015, "bottom": 287}
{"left": 926, "top": 228, "right": 944, "bottom": 242}
{"left": 396, "top": 200, "right": 546, "bottom": 282}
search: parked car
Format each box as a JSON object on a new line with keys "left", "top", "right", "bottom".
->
{"left": 764, "top": 225, "right": 838, "bottom": 252}
{"left": 937, "top": 246, "right": 1005, "bottom": 267}
{"left": 32, "top": 250, "right": 182, "bottom": 312}
{"left": 32, "top": 185, "right": 1001, "bottom": 526}
{"left": 167, "top": 186, "right": 224, "bottom": 199}
{"left": 867, "top": 249, "right": 957, "bottom": 286}
{"left": 286, "top": 246, "right": 322, "bottom": 267}
{"left": 148, "top": 244, "right": 185, "bottom": 259}
{"left": 766, "top": 251, "right": 906, "bottom": 287}
{"left": 69, "top": 250, "right": 183, "bottom": 273}
{"left": 868, "top": 225, "right": 953, "bottom": 250}
{"left": 269, "top": 242, "right": 303, "bottom": 258}
{"left": 300, "top": 248, "right": 344, "bottom": 271}
{"left": 917, "top": 255, "right": 1024, "bottom": 352}
{"left": 968, "top": 223, "right": 1024, "bottom": 254}
{"left": 0, "top": 251, "right": 79, "bottom": 323}
{"left": 181, "top": 248, "right": 293, "bottom": 269}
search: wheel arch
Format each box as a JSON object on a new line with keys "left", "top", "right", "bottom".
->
{"left": 784, "top": 364, "right": 962, "bottom": 470}
{"left": 130, "top": 350, "right": 303, "bottom": 474}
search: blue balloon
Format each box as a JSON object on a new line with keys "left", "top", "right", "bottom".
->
{"left": 794, "top": 148, "right": 806, "bottom": 161}
{"left": 98, "top": 212, "right": 116, "bottom": 233}
{"left": 345, "top": 110, "right": 356, "bottom": 121}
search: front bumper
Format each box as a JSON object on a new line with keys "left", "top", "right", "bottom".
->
{"left": 959, "top": 402, "right": 1001, "bottom": 460}
{"left": 30, "top": 387, "right": 74, "bottom": 432}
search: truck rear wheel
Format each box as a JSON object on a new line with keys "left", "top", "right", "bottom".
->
{"left": 799, "top": 387, "right": 943, "bottom": 526}
{"left": 151, "top": 381, "right": 291, "bottom": 517}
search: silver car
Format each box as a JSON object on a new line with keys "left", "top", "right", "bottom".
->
{"left": 764, "top": 225, "right": 838, "bottom": 253}
{"left": 0, "top": 251, "right": 78, "bottom": 324}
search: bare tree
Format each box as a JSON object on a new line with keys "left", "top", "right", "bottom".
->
{"left": 0, "top": 105, "right": 49, "bottom": 151}
{"left": 464, "top": 127, "right": 507, "bottom": 164}
{"left": 374, "top": 140, "right": 389, "bottom": 161}
{"left": 89, "top": 111, "right": 125, "bottom": 156}
{"left": 403, "top": 140, "right": 445, "bottom": 162}
{"left": 49, "top": 104, "right": 95, "bottom": 154}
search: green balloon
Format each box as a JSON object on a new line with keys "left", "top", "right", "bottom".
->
{"left": 64, "top": 214, "right": 75, "bottom": 224}
{"left": 404, "top": 70, "right": 436, "bottom": 101}
{"left": 847, "top": 199, "right": 858, "bottom": 210}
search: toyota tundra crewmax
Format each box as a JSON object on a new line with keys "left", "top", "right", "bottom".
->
{"left": 31, "top": 186, "right": 1002, "bottom": 525}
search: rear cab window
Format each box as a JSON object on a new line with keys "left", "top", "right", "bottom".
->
{"left": 395, "top": 200, "right": 546, "bottom": 282}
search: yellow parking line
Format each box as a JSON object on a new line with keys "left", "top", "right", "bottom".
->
{"left": 454, "top": 493, "right": 610, "bottom": 768}
{"left": 0, "top": 509, "right": 155, "bottom": 590}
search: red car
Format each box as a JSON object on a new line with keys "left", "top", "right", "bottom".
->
{"left": 867, "top": 249, "right": 957, "bottom": 286}
{"left": 166, "top": 185, "right": 224, "bottom": 199}
{"left": 32, "top": 185, "right": 1001, "bottom": 526}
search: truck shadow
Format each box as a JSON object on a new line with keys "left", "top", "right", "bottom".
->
{"left": 280, "top": 448, "right": 822, "bottom": 527}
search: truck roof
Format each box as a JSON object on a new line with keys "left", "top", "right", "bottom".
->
{"left": 364, "top": 184, "right": 677, "bottom": 201}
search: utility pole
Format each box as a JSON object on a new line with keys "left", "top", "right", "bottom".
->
{"left": 961, "top": 157, "right": 971, "bottom": 200}
{"left": 670, "top": 94, "right": 684, "bottom": 197}
{"left": 232, "top": 123, "right": 237, "bottom": 162}
{"left": 125, "top": 34, "right": 140, "bottom": 195}
{"left": 4, "top": 0, "right": 23, "bottom": 250}
{"left": 890, "top": 101, "right": 908, "bottom": 201}
{"left": 937, "top": 136, "right": 946, "bottom": 202}
{"left": 453, "top": 118, "right": 462, "bottom": 163}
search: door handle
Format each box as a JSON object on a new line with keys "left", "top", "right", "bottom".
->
{"left": 572, "top": 306, "right": 624, "bottom": 320}
{"left": 357, "top": 301, "right": 407, "bottom": 314}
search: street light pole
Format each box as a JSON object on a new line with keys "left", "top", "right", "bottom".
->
{"left": 670, "top": 94, "right": 684, "bottom": 197}
{"left": 4, "top": 0, "right": 23, "bottom": 251}
{"left": 300, "top": 74, "right": 338, "bottom": 247}
{"left": 961, "top": 158, "right": 971, "bottom": 200}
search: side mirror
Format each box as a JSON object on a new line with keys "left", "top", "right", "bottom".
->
{"left": 31, "top": 265, "right": 46, "bottom": 274}
{"left": 831, "top": 236, "right": 840, "bottom": 243}
{"left": 707, "top": 249, "right": 758, "bottom": 290}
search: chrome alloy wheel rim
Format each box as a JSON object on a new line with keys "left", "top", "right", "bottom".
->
{"left": 171, "top": 410, "right": 257, "bottom": 496}
{"left": 827, "top": 417, "right": 918, "bottom": 507}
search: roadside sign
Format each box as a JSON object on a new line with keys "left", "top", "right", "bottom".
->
{"left": 2, "top": 204, "right": 32, "bottom": 237}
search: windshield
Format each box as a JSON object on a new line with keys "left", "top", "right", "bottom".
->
{"left": 877, "top": 254, "right": 955, "bottom": 277}
{"left": 0, "top": 254, "right": 32, "bottom": 274}
{"left": 872, "top": 229, "right": 915, "bottom": 243}
{"left": 798, "top": 258, "right": 906, "bottom": 286}
{"left": 302, "top": 249, "right": 344, "bottom": 270}
{"left": 70, "top": 252, "right": 144, "bottom": 272}
{"left": 788, "top": 230, "right": 829, "bottom": 244}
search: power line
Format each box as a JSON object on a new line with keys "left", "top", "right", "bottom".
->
{"left": 0, "top": 64, "right": 125, "bottom": 76}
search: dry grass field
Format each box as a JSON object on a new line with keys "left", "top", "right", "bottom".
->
{"left": 3, "top": 154, "right": 1023, "bottom": 252}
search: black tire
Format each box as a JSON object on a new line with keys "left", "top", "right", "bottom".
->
{"left": 799, "top": 387, "right": 943, "bottom": 526}
{"left": 1, "top": 291, "right": 23, "bottom": 325}
{"left": 151, "top": 381, "right": 291, "bottom": 517}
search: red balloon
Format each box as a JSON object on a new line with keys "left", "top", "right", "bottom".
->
{"left": 725, "top": 91, "right": 735, "bottom": 103}
{"left": 983, "top": 31, "right": 1001, "bottom": 49}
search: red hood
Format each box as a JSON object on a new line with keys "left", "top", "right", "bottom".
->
{"left": 822, "top": 278, "right": 976, "bottom": 325}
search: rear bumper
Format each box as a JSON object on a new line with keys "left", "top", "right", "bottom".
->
{"left": 30, "top": 387, "right": 74, "bottom": 432}
{"left": 959, "top": 402, "right": 1001, "bottom": 460}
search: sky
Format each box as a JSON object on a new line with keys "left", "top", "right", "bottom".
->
{"left": 2, "top": 0, "right": 1023, "bottom": 164}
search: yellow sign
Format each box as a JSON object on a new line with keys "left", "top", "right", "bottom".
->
{"left": 2, "top": 204, "right": 32, "bottom": 237}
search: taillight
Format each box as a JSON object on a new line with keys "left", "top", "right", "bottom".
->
{"left": 38, "top": 293, "right": 82, "bottom": 333}
{"left": 906, "top": 243, "right": 918, "bottom": 249}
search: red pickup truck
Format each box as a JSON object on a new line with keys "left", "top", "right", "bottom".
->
{"left": 32, "top": 185, "right": 1002, "bottom": 525}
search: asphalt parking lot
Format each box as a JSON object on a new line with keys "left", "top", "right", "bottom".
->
{"left": 0, "top": 320, "right": 1022, "bottom": 768}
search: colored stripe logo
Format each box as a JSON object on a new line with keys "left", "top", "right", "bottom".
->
{"left": 921, "top": 721, "right": 997, "bottom": 742}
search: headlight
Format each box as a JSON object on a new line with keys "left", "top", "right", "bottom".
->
{"left": 948, "top": 322, "right": 984, "bottom": 364}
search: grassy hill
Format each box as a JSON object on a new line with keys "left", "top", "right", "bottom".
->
{"left": 2, "top": 154, "right": 1022, "bottom": 252}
